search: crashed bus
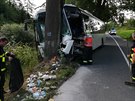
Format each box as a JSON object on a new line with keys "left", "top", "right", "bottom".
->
{"left": 33, "top": 4, "right": 105, "bottom": 64}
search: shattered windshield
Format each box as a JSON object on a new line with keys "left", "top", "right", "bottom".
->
{"left": 35, "top": 12, "right": 45, "bottom": 42}
{"left": 61, "top": 10, "right": 71, "bottom": 36}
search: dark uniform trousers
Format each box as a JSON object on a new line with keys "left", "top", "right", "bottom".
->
{"left": 0, "top": 73, "right": 5, "bottom": 101}
{"left": 131, "top": 64, "right": 135, "bottom": 82}
{"left": 0, "top": 51, "right": 7, "bottom": 101}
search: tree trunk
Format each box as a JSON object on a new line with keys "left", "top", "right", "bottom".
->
{"left": 44, "top": 0, "right": 61, "bottom": 61}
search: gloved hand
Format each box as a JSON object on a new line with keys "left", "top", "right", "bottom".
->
{"left": 6, "top": 52, "right": 15, "bottom": 58}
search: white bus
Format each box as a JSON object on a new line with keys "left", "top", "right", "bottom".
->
{"left": 33, "top": 4, "right": 106, "bottom": 63}
{"left": 80, "top": 8, "right": 105, "bottom": 50}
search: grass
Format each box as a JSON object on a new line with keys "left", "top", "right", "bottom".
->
{"left": 117, "top": 29, "right": 134, "bottom": 40}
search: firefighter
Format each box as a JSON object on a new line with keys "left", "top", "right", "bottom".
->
{"left": 0, "top": 36, "right": 8, "bottom": 101}
{"left": 82, "top": 34, "right": 93, "bottom": 64}
{"left": 129, "top": 32, "right": 135, "bottom": 82}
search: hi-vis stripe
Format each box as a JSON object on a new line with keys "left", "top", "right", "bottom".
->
{"left": 0, "top": 52, "right": 7, "bottom": 62}
{"left": 130, "top": 58, "right": 133, "bottom": 63}
{"left": 132, "top": 48, "right": 135, "bottom": 52}
{"left": 132, "top": 77, "right": 135, "bottom": 80}
{"left": 130, "top": 54, "right": 134, "bottom": 63}
{"left": 1, "top": 68, "right": 6, "bottom": 72}
{"left": 0, "top": 52, "right": 7, "bottom": 72}
{"left": 131, "top": 54, "right": 133, "bottom": 57}
{"left": 2, "top": 57, "right": 5, "bottom": 62}
{"left": 0, "top": 53, "right": 5, "bottom": 58}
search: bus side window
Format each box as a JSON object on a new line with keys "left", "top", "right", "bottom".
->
{"left": 82, "top": 14, "right": 91, "bottom": 33}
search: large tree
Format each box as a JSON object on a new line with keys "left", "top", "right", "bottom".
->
{"left": 44, "top": 0, "right": 62, "bottom": 60}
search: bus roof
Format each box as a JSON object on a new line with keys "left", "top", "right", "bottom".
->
{"left": 80, "top": 8, "right": 104, "bottom": 24}
{"left": 34, "top": 4, "right": 104, "bottom": 24}
{"left": 64, "top": 4, "right": 77, "bottom": 8}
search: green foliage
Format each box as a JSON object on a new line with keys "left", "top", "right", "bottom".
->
{"left": 65, "top": 0, "right": 118, "bottom": 22}
{"left": 126, "top": 19, "right": 135, "bottom": 28}
{"left": 106, "top": 19, "right": 135, "bottom": 40}
{"left": 0, "top": 23, "right": 34, "bottom": 45}
{"left": 56, "top": 65, "right": 76, "bottom": 80}
{"left": 0, "top": 0, "right": 28, "bottom": 24}
{"left": 116, "top": 18, "right": 135, "bottom": 40}
{"left": 120, "top": 0, "right": 135, "bottom": 11}
{"left": 5, "top": 43, "right": 38, "bottom": 73}
{"left": 117, "top": 29, "right": 134, "bottom": 40}
{"left": 65, "top": 0, "right": 75, "bottom": 4}
{"left": 0, "top": 14, "right": 6, "bottom": 24}
{"left": 0, "top": 23, "right": 38, "bottom": 74}
{"left": 105, "top": 21, "right": 118, "bottom": 31}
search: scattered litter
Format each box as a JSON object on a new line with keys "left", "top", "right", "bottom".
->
{"left": 48, "top": 98, "right": 55, "bottom": 101}
{"left": 11, "top": 58, "right": 76, "bottom": 101}
{"left": 50, "top": 86, "right": 57, "bottom": 89}
{"left": 25, "top": 71, "right": 57, "bottom": 100}
{"left": 23, "top": 60, "right": 60, "bottom": 100}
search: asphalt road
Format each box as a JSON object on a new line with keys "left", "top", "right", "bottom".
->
{"left": 54, "top": 34, "right": 135, "bottom": 101}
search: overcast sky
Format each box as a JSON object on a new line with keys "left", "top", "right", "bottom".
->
{"left": 20, "top": 0, "right": 46, "bottom": 16}
{"left": 20, "top": 0, "right": 46, "bottom": 7}
{"left": 20, "top": 0, "right": 134, "bottom": 19}
{"left": 31, "top": 0, "right": 46, "bottom": 7}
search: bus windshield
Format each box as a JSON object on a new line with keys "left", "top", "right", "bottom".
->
{"left": 35, "top": 12, "right": 46, "bottom": 43}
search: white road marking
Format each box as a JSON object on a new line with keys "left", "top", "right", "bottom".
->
{"left": 109, "top": 35, "right": 131, "bottom": 70}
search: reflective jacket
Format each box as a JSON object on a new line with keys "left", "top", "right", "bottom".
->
{"left": 130, "top": 48, "right": 135, "bottom": 64}
{"left": 0, "top": 47, "right": 7, "bottom": 75}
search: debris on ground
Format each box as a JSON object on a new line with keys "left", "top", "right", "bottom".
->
{"left": 6, "top": 56, "right": 78, "bottom": 101}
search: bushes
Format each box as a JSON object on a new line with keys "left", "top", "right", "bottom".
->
{"left": 5, "top": 43, "right": 38, "bottom": 74}
{"left": 0, "top": 23, "right": 34, "bottom": 44}
{"left": 126, "top": 19, "right": 135, "bottom": 28}
{"left": 0, "top": 23, "right": 38, "bottom": 74}
{"left": 105, "top": 21, "right": 118, "bottom": 31}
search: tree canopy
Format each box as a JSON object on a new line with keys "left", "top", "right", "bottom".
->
{"left": 1, "top": 0, "right": 135, "bottom": 24}
{"left": 0, "top": 0, "right": 29, "bottom": 24}
{"left": 65, "top": 0, "right": 135, "bottom": 22}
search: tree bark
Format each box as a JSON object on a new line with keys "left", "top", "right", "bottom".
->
{"left": 44, "top": 0, "right": 61, "bottom": 60}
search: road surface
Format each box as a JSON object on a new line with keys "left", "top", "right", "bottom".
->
{"left": 54, "top": 34, "right": 135, "bottom": 101}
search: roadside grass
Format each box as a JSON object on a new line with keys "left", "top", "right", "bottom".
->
{"left": 4, "top": 43, "right": 38, "bottom": 101}
{"left": 117, "top": 28, "right": 134, "bottom": 40}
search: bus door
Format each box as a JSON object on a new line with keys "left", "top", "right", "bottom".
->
{"left": 60, "top": 7, "right": 74, "bottom": 54}
{"left": 63, "top": 5, "right": 86, "bottom": 55}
